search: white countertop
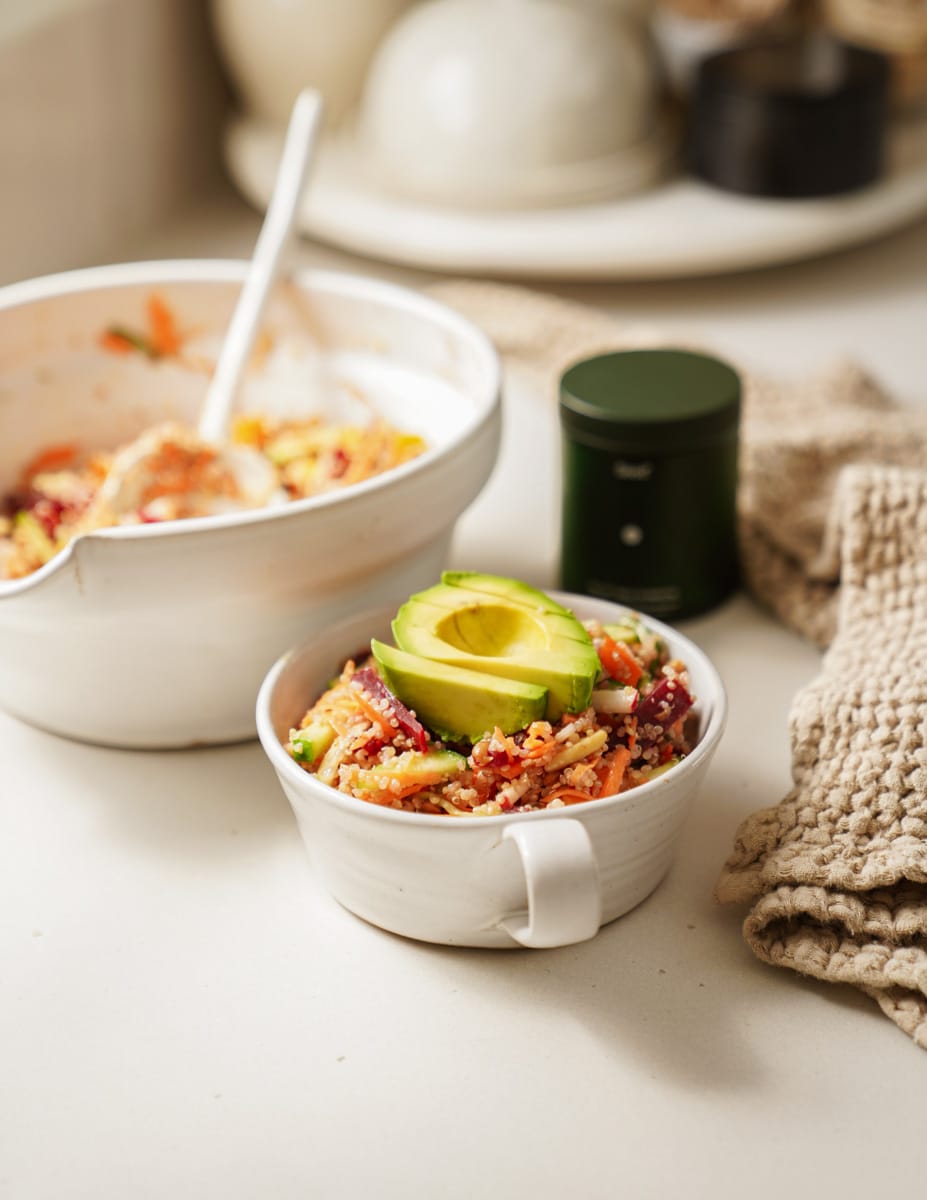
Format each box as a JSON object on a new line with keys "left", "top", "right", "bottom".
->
{"left": 4, "top": 193, "right": 927, "bottom": 1199}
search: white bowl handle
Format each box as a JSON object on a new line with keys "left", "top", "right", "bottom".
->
{"left": 500, "top": 819, "right": 602, "bottom": 948}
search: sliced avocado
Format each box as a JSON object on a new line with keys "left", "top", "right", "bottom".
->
{"left": 439, "top": 571, "right": 572, "bottom": 616}
{"left": 372, "top": 639, "right": 547, "bottom": 742}
{"left": 392, "top": 589, "right": 600, "bottom": 721}
{"left": 401, "top": 588, "right": 593, "bottom": 647}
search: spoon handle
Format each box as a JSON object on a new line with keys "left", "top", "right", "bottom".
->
{"left": 199, "top": 88, "right": 324, "bottom": 444}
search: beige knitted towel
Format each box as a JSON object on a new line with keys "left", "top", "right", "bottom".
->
{"left": 429, "top": 280, "right": 927, "bottom": 1046}
{"left": 717, "top": 464, "right": 927, "bottom": 1047}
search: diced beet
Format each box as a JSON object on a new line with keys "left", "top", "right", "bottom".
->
{"left": 487, "top": 745, "right": 511, "bottom": 768}
{"left": 2, "top": 487, "right": 40, "bottom": 519}
{"left": 3, "top": 488, "right": 71, "bottom": 536}
{"left": 31, "top": 496, "right": 68, "bottom": 538}
{"left": 0, "top": 492, "right": 23, "bottom": 519}
{"left": 636, "top": 676, "right": 693, "bottom": 731}
{"left": 352, "top": 667, "right": 428, "bottom": 752}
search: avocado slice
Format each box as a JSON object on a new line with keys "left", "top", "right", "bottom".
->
{"left": 439, "top": 571, "right": 572, "bottom": 616}
{"left": 391, "top": 587, "right": 600, "bottom": 721}
{"left": 372, "top": 639, "right": 547, "bottom": 742}
{"left": 407, "top": 583, "right": 592, "bottom": 647}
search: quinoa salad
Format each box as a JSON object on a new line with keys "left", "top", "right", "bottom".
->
{"left": 0, "top": 416, "right": 425, "bottom": 581}
{"left": 287, "top": 614, "right": 696, "bottom": 817}
{"left": 0, "top": 295, "right": 426, "bottom": 581}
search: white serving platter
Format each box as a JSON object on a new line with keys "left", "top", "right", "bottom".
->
{"left": 225, "top": 114, "right": 927, "bottom": 281}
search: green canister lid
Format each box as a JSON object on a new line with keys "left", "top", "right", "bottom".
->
{"left": 560, "top": 349, "right": 741, "bottom": 452}
{"left": 559, "top": 349, "right": 741, "bottom": 621}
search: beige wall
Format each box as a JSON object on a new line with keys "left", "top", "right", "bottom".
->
{"left": 0, "top": 0, "right": 228, "bottom": 285}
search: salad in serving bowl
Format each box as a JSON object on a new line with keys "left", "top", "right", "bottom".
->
{"left": 258, "top": 574, "right": 725, "bottom": 948}
{"left": 285, "top": 571, "right": 696, "bottom": 817}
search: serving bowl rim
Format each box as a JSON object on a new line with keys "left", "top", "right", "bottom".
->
{"left": 0, "top": 259, "right": 501, "bottom": 597}
{"left": 256, "top": 591, "right": 728, "bottom": 829}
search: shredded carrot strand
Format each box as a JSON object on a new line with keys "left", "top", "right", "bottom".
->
{"left": 547, "top": 786, "right": 595, "bottom": 806}
{"left": 598, "top": 635, "right": 643, "bottom": 687}
{"left": 394, "top": 781, "right": 433, "bottom": 799}
{"left": 598, "top": 747, "right": 631, "bottom": 798}
{"left": 147, "top": 294, "right": 180, "bottom": 357}
{"left": 520, "top": 740, "right": 555, "bottom": 761}
{"left": 20, "top": 443, "right": 79, "bottom": 481}
{"left": 361, "top": 776, "right": 436, "bottom": 801}
{"left": 99, "top": 329, "right": 135, "bottom": 355}
{"left": 352, "top": 692, "right": 395, "bottom": 739}
{"left": 362, "top": 788, "right": 405, "bottom": 807}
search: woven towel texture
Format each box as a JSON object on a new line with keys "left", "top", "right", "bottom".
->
{"left": 428, "top": 280, "right": 927, "bottom": 1046}
{"left": 717, "top": 466, "right": 927, "bottom": 1046}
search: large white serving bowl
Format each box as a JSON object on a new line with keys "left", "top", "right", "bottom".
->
{"left": 257, "top": 592, "right": 727, "bottom": 949}
{"left": 0, "top": 261, "right": 501, "bottom": 748}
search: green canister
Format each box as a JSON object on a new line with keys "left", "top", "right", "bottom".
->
{"left": 559, "top": 348, "right": 740, "bottom": 621}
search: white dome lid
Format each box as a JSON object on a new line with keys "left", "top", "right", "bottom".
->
{"left": 355, "top": 0, "right": 662, "bottom": 208}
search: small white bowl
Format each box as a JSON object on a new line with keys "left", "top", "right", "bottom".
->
{"left": 0, "top": 262, "right": 500, "bottom": 747}
{"left": 257, "top": 592, "right": 726, "bottom": 948}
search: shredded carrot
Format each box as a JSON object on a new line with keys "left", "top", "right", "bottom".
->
{"left": 393, "top": 781, "right": 433, "bottom": 799}
{"left": 352, "top": 692, "right": 395, "bottom": 739}
{"left": 359, "top": 776, "right": 435, "bottom": 802}
{"left": 327, "top": 712, "right": 357, "bottom": 738}
{"left": 547, "top": 786, "right": 596, "bottom": 806}
{"left": 520, "top": 740, "right": 555, "bottom": 761}
{"left": 492, "top": 727, "right": 516, "bottom": 757}
{"left": 20, "top": 443, "right": 79, "bottom": 481}
{"left": 99, "top": 329, "right": 136, "bottom": 355}
{"left": 598, "top": 636, "right": 643, "bottom": 687}
{"left": 147, "top": 294, "right": 181, "bottom": 357}
{"left": 597, "top": 747, "right": 631, "bottom": 798}
{"left": 86, "top": 455, "right": 110, "bottom": 482}
{"left": 362, "top": 788, "right": 406, "bottom": 807}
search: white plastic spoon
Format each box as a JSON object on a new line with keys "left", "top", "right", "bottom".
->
{"left": 93, "top": 88, "right": 325, "bottom": 521}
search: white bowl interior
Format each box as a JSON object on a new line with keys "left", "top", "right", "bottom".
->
{"left": 0, "top": 263, "right": 496, "bottom": 493}
{"left": 0, "top": 263, "right": 501, "bottom": 747}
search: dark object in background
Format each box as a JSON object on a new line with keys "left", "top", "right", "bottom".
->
{"left": 559, "top": 349, "right": 740, "bottom": 622}
{"left": 689, "top": 34, "right": 890, "bottom": 197}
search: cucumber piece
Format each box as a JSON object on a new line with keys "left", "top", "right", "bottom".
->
{"left": 14, "top": 511, "right": 57, "bottom": 566}
{"left": 289, "top": 721, "right": 336, "bottom": 766}
{"left": 603, "top": 620, "right": 641, "bottom": 645}
{"left": 354, "top": 749, "right": 466, "bottom": 792}
{"left": 642, "top": 756, "right": 682, "bottom": 781}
